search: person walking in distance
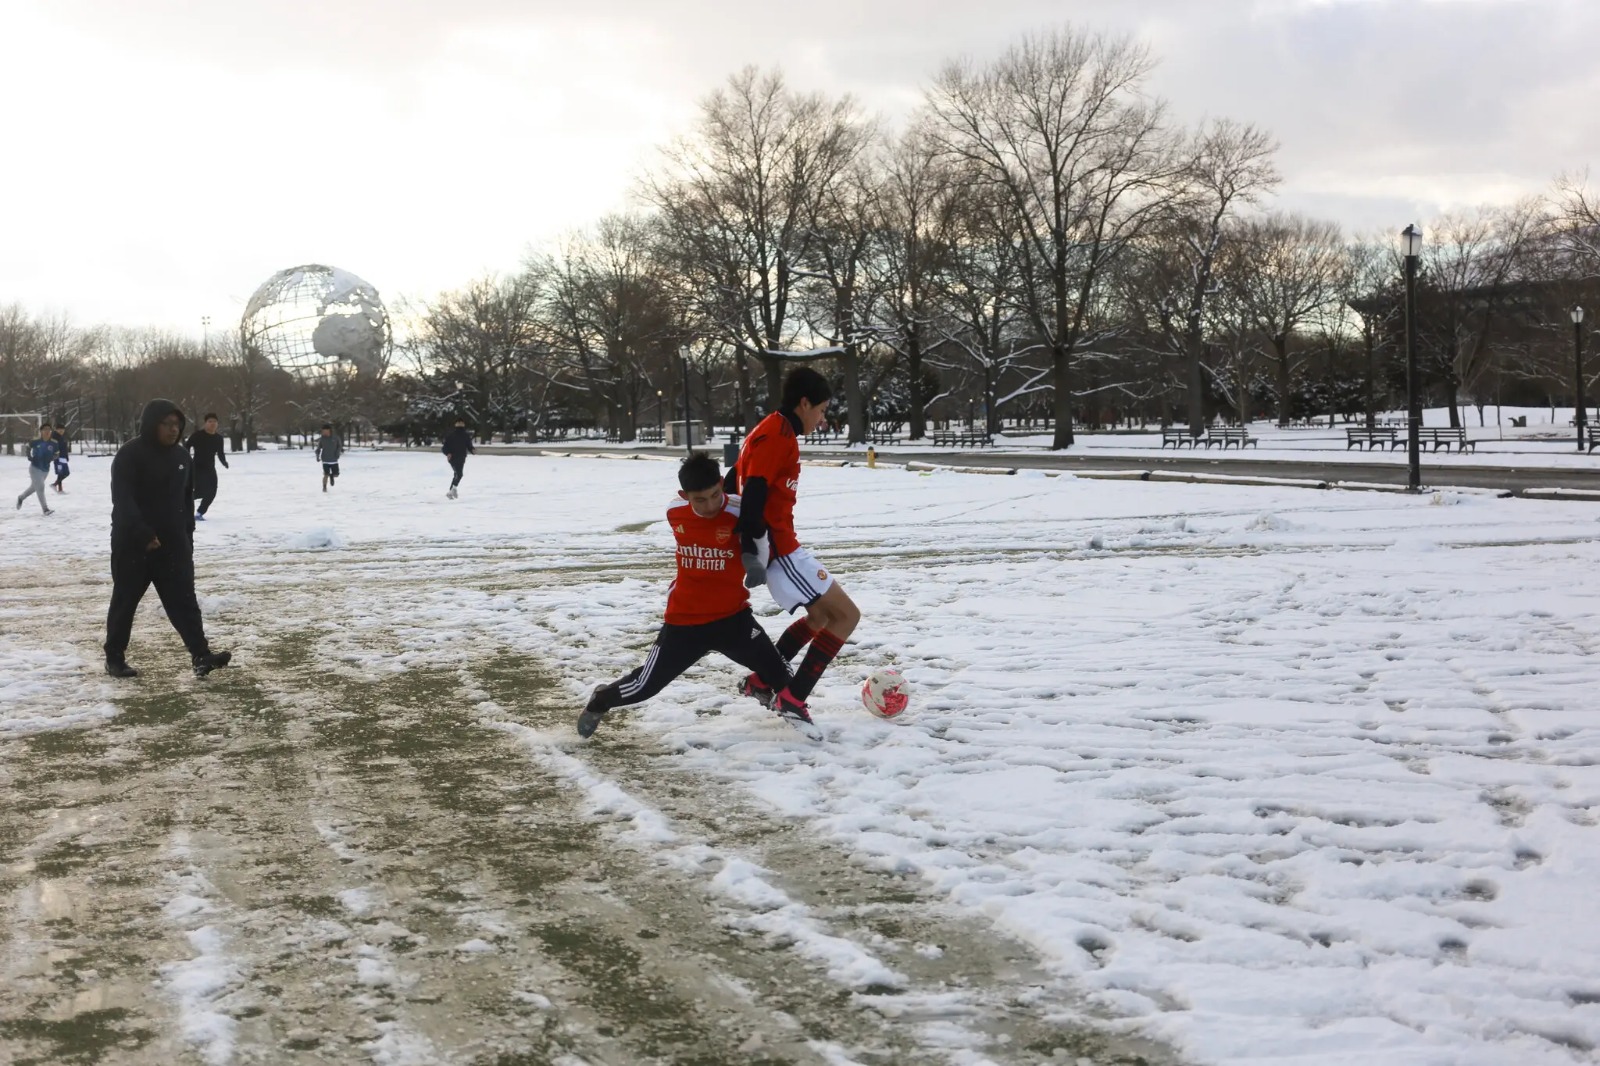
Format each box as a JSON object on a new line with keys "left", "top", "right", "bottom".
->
{"left": 724, "top": 366, "right": 861, "bottom": 725}
{"left": 186, "top": 412, "right": 229, "bottom": 520}
{"left": 50, "top": 423, "right": 70, "bottom": 493}
{"left": 16, "top": 423, "right": 58, "bottom": 515}
{"left": 315, "top": 423, "right": 342, "bottom": 491}
{"left": 104, "top": 399, "right": 231, "bottom": 678}
{"left": 577, "top": 452, "right": 802, "bottom": 738}
{"left": 442, "top": 417, "right": 475, "bottom": 499}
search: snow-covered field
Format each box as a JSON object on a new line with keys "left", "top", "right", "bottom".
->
{"left": 3, "top": 447, "right": 1599, "bottom": 1065}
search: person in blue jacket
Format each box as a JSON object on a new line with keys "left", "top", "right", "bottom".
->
{"left": 15, "top": 423, "right": 58, "bottom": 515}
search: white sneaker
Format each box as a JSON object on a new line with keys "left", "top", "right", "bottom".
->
{"left": 447, "top": 486, "right": 457, "bottom": 499}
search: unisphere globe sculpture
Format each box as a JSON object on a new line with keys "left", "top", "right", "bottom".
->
{"left": 241, "top": 264, "right": 390, "bottom": 380}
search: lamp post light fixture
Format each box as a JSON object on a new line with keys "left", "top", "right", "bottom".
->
{"left": 201, "top": 315, "right": 211, "bottom": 361}
{"left": 1401, "top": 224, "right": 1423, "bottom": 492}
{"left": 657, "top": 388, "right": 665, "bottom": 437}
{"left": 1574, "top": 306, "right": 1587, "bottom": 452}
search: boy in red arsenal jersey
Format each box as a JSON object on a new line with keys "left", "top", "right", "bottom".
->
{"left": 724, "top": 366, "right": 862, "bottom": 721}
{"left": 577, "top": 453, "right": 801, "bottom": 738}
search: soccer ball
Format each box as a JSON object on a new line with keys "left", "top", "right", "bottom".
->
{"left": 861, "top": 668, "right": 910, "bottom": 719}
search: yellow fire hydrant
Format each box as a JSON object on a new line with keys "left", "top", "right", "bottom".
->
{"left": 867, "top": 445, "right": 877, "bottom": 469}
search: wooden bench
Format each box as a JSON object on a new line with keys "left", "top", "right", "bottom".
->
{"left": 866, "top": 422, "right": 902, "bottom": 445}
{"left": 638, "top": 427, "right": 665, "bottom": 444}
{"left": 1160, "top": 427, "right": 1197, "bottom": 448}
{"left": 1585, "top": 426, "right": 1600, "bottom": 454}
{"left": 1419, "top": 427, "right": 1475, "bottom": 452}
{"left": 930, "top": 429, "right": 994, "bottom": 448}
{"left": 1201, "top": 426, "right": 1258, "bottom": 449}
{"left": 1346, "top": 427, "right": 1399, "bottom": 450}
{"left": 804, "top": 427, "right": 842, "bottom": 445}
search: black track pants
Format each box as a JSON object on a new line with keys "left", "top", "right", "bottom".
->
{"left": 104, "top": 544, "right": 209, "bottom": 661}
{"left": 591, "top": 608, "right": 791, "bottom": 712}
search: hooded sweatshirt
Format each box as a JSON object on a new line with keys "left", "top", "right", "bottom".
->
{"left": 110, "top": 399, "right": 194, "bottom": 551}
{"left": 442, "top": 426, "right": 475, "bottom": 462}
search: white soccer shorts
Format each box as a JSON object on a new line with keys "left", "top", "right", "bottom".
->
{"left": 765, "top": 546, "right": 837, "bottom": 613}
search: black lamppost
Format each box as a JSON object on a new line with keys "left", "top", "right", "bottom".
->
{"left": 657, "top": 389, "right": 665, "bottom": 439}
{"left": 201, "top": 315, "right": 211, "bottom": 361}
{"left": 678, "top": 346, "right": 693, "bottom": 456}
{"left": 1574, "top": 306, "right": 1586, "bottom": 451}
{"left": 1402, "top": 224, "right": 1423, "bottom": 492}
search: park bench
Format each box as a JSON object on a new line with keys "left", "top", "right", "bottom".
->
{"left": 1587, "top": 427, "right": 1600, "bottom": 454}
{"left": 804, "top": 427, "right": 843, "bottom": 445}
{"left": 638, "top": 427, "right": 665, "bottom": 444}
{"left": 930, "top": 428, "right": 994, "bottom": 448}
{"left": 1160, "top": 427, "right": 1197, "bottom": 448}
{"left": 1201, "top": 426, "right": 1258, "bottom": 449}
{"left": 1346, "top": 426, "right": 1399, "bottom": 450}
{"left": 866, "top": 421, "right": 902, "bottom": 445}
{"left": 1419, "top": 427, "right": 1475, "bottom": 452}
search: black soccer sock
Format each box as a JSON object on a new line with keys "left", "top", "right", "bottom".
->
{"left": 776, "top": 619, "right": 816, "bottom": 661}
{"left": 787, "top": 629, "right": 844, "bottom": 702}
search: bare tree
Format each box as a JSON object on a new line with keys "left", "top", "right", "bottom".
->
{"left": 409, "top": 274, "right": 544, "bottom": 438}
{"left": 1228, "top": 213, "right": 1345, "bottom": 426}
{"left": 1415, "top": 202, "right": 1543, "bottom": 426}
{"left": 1167, "top": 120, "right": 1279, "bottom": 434}
{"left": 865, "top": 127, "right": 970, "bottom": 440}
{"left": 925, "top": 25, "right": 1186, "bottom": 448}
{"left": 645, "top": 67, "right": 873, "bottom": 422}
{"left": 931, "top": 187, "right": 1044, "bottom": 433}
{"left": 533, "top": 213, "right": 684, "bottom": 440}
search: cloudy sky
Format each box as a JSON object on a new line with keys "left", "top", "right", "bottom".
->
{"left": 2, "top": 0, "right": 1596, "bottom": 333}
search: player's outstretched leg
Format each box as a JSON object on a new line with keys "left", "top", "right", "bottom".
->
{"left": 577, "top": 684, "right": 613, "bottom": 738}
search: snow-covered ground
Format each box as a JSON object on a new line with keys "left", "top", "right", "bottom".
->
{"left": 3, "top": 447, "right": 1599, "bottom": 1065}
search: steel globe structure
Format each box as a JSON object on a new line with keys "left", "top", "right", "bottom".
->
{"left": 241, "top": 264, "right": 391, "bottom": 381}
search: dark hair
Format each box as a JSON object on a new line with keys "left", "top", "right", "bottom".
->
{"left": 781, "top": 366, "right": 832, "bottom": 411}
{"left": 203, "top": 412, "right": 218, "bottom": 421}
{"left": 321, "top": 423, "right": 333, "bottom": 430}
{"left": 53, "top": 423, "right": 64, "bottom": 430}
{"left": 678, "top": 451, "right": 721, "bottom": 492}
{"left": 454, "top": 417, "right": 466, "bottom": 425}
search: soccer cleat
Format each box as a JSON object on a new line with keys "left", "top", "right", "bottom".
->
{"left": 105, "top": 660, "right": 139, "bottom": 679}
{"left": 42, "top": 508, "right": 53, "bottom": 516}
{"left": 447, "top": 486, "right": 458, "bottom": 499}
{"left": 195, "top": 513, "right": 207, "bottom": 521}
{"left": 739, "top": 673, "right": 776, "bottom": 709}
{"left": 576, "top": 685, "right": 609, "bottom": 738}
{"left": 193, "top": 650, "right": 233, "bottom": 677}
{"left": 772, "top": 688, "right": 822, "bottom": 741}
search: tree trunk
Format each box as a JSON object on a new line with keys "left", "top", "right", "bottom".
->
{"left": 1185, "top": 330, "right": 1206, "bottom": 438}
{"left": 907, "top": 329, "right": 926, "bottom": 441}
{"left": 1050, "top": 348, "right": 1074, "bottom": 449}
{"left": 1445, "top": 380, "right": 1461, "bottom": 428}
{"left": 843, "top": 348, "right": 866, "bottom": 444}
{"left": 1274, "top": 337, "right": 1291, "bottom": 428}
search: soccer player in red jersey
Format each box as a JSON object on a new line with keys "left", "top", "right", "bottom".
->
{"left": 577, "top": 452, "right": 800, "bottom": 738}
{"left": 725, "top": 366, "right": 861, "bottom": 723}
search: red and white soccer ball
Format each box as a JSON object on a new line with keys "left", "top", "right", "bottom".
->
{"left": 861, "top": 668, "right": 910, "bottom": 719}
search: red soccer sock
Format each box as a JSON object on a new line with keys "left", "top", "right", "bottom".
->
{"left": 776, "top": 618, "right": 817, "bottom": 661}
{"left": 787, "top": 629, "right": 844, "bottom": 702}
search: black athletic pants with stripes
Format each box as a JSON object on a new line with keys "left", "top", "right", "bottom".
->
{"left": 590, "top": 608, "right": 792, "bottom": 713}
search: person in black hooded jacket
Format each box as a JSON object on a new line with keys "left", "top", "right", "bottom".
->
{"left": 441, "top": 417, "right": 474, "bottom": 499}
{"left": 104, "top": 399, "right": 232, "bottom": 679}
